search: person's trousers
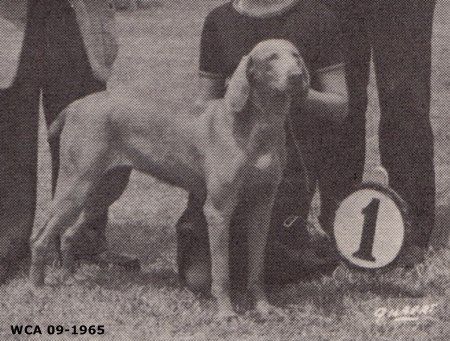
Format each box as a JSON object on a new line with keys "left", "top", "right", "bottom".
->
{"left": 324, "top": 0, "right": 437, "bottom": 248}
{"left": 263, "top": 117, "right": 344, "bottom": 284}
{"left": 0, "top": 0, "right": 130, "bottom": 274}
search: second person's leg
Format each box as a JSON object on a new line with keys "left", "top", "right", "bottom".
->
{"left": 264, "top": 124, "right": 318, "bottom": 285}
{"left": 176, "top": 193, "right": 211, "bottom": 291}
{"left": 43, "top": 0, "right": 131, "bottom": 258}
{"left": 324, "top": 0, "right": 371, "bottom": 203}
{"left": 0, "top": 0, "right": 44, "bottom": 281}
{"left": 367, "top": 0, "right": 436, "bottom": 250}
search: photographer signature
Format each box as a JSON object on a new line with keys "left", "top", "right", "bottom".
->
{"left": 374, "top": 303, "right": 439, "bottom": 323}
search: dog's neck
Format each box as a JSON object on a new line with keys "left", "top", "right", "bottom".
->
{"left": 231, "top": 89, "right": 290, "bottom": 154}
{"left": 248, "top": 87, "right": 291, "bottom": 119}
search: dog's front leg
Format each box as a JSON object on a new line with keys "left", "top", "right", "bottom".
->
{"left": 204, "top": 181, "right": 239, "bottom": 320}
{"left": 246, "top": 183, "right": 279, "bottom": 317}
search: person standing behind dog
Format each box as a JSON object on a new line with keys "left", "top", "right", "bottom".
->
{"left": 322, "top": 0, "right": 437, "bottom": 260}
{"left": 176, "top": 0, "right": 350, "bottom": 289}
{"left": 0, "top": 0, "right": 129, "bottom": 282}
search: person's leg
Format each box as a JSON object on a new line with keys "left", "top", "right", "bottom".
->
{"left": 324, "top": 0, "right": 371, "bottom": 207}
{"left": 0, "top": 86, "right": 40, "bottom": 280}
{"left": 316, "top": 120, "right": 345, "bottom": 237}
{"left": 0, "top": 0, "right": 43, "bottom": 281}
{"left": 367, "top": 0, "right": 436, "bottom": 249}
{"left": 42, "top": 0, "right": 106, "bottom": 187}
{"left": 264, "top": 123, "right": 318, "bottom": 285}
{"left": 176, "top": 193, "right": 211, "bottom": 291}
{"left": 42, "top": 0, "right": 131, "bottom": 256}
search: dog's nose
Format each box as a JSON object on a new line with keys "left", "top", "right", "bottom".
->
{"left": 287, "top": 71, "right": 304, "bottom": 86}
{"left": 288, "top": 71, "right": 303, "bottom": 84}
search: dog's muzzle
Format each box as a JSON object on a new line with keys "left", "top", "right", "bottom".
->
{"left": 287, "top": 72, "right": 305, "bottom": 88}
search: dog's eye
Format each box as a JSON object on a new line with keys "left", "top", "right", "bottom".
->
{"left": 294, "top": 54, "right": 304, "bottom": 66}
{"left": 268, "top": 53, "right": 279, "bottom": 61}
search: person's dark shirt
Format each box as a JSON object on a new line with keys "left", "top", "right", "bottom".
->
{"left": 199, "top": 0, "right": 344, "bottom": 87}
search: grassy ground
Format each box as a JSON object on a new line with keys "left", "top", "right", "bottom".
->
{"left": 1, "top": 1, "right": 449, "bottom": 340}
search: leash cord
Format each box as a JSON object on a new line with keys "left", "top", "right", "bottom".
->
{"left": 285, "top": 112, "right": 341, "bottom": 206}
{"left": 286, "top": 113, "right": 312, "bottom": 195}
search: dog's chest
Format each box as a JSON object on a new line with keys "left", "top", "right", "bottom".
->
{"left": 255, "top": 153, "right": 273, "bottom": 170}
{"left": 249, "top": 149, "right": 281, "bottom": 181}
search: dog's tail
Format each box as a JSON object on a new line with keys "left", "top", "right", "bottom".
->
{"left": 47, "top": 109, "right": 67, "bottom": 143}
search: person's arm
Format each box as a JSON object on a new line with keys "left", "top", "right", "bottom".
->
{"left": 300, "top": 7, "right": 349, "bottom": 123}
{"left": 303, "top": 65, "right": 349, "bottom": 123}
{"left": 196, "top": 10, "right": 227, "bottom": 109}
{"left": 0, "top": 0, "right": 27, "bottom": 27}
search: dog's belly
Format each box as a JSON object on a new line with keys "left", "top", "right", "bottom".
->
{"left": 120, "top": 137, "right": 206, "bottom": 193}
{"left": 132, "top": 156, "right": 205, "bottom": 193}
{"left": 110, "top": 105, "right": 207, "bottom": 192}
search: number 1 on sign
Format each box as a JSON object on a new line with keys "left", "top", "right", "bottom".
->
{"left": 353, "top": 198, "right": 380, "bottom": 262}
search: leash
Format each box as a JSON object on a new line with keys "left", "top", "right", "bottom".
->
{"left": 286, "top": 112, "right": 311, "bottom": 195}
{"left": 285, "top": 111, "right": 342, "bottom": 207}
{"left": 282, "top": 113, "right": 314, "bottom": 231}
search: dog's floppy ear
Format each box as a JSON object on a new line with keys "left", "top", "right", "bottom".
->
{"left": 298, "top": 55, "right": 311, "bottom": 96}
{"left": 225, "top": 55, "right": 251, "bottom": 112}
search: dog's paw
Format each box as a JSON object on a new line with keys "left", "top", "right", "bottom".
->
{"left": 48, "top": 267, "right": 78, "bottom": 286}
{"left": 185, "top": 262, "right": 211, "bottom": 293}
{"left": 29, "top": 263, "right": 46, "bottom": 288}
{"left": 254, "top": 300, "right": 286, "bottom": 321}
{"left": 215, "top": 308, "right": 239, "bottom": 323}
{"left": 212, "top": 291, "right": 236, "bottom": 322}
{"left": 26, "top": 280, "right": 52, "bottom": 299}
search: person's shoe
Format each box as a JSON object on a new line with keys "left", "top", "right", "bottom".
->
{"left": 281, "top": 243, "right": 333, "bottom": 266}
{"left": 264, "top": 243, "right": 299, "bottom": 286}
{"left": 184, "top": 259, "right": 211, "bottom": 293}
{"left": 176, "top": 212, "right": 211, "bottom": 292}
{"left": 397, "top": 244, "right": 426, "bottom": 268}
{"left": 312, "top": 237, "right": 341, "bottom": 264}
{"left": 265, "top": 240, "right": 339, "bottom": 286}
{"left": 0, "top": 239, "right": 30, "bottom": 283}
{"left": 178, "top": 230, "right": 211, "bottom": 293}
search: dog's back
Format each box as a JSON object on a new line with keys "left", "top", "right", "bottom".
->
{"left": 61, "top": 89, "right": 218, "bottom": 192}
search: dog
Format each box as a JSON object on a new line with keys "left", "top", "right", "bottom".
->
{"left": 30, "top": 39, "right": 310, "bottom": 318}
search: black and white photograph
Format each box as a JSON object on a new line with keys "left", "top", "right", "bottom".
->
{"left": 0, "top": 0, "right": 448, "bottom": 339}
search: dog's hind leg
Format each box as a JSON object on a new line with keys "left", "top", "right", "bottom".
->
{"left": 30, "top": 149, "right": 110, "bottom": 286}
{"left": 69, "top": 166, "right": 132, "bottom": 260}
{"left": 59, "top": 211, "right": 88, "bottom": 276}
{"left": 58, "top": 166, "right": 129, "bottom": 279}
{"left": 30, "top": 175, "right": 98, "bottom": 286}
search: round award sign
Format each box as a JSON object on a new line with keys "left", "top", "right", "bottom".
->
{"left": 333, "top": 183, "right": 409, "bottom": 270}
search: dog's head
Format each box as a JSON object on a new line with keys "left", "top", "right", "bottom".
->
{"left": 226, "top": 39, "right": 310, "bottom": 112}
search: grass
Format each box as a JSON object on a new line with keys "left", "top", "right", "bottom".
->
{"left": 1, "top": 0, "right": 449, "bottom": 340}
